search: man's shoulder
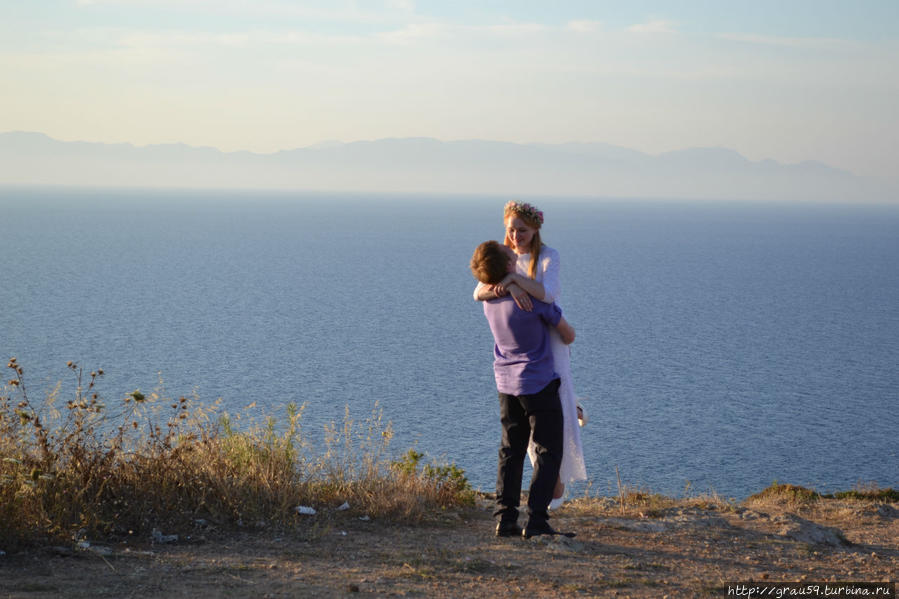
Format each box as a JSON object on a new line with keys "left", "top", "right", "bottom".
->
{"left": 532, "top": 298, "right": 561, "bottom": 314}
{"left": 483, "top": 295, "right": 516, "bottom": 318}
{"left": 484, "top": 295, "right": 516, "bottom": 307}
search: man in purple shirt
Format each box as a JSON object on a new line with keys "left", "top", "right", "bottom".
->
{"left": 470, "top": 240, "right": 576, "bottom": 539}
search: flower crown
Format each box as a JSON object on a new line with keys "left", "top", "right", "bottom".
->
{"left": 504, "top": 201, "right": 544, "bottom": 226}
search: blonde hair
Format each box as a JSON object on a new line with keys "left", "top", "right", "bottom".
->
{"left": 503, "top": 202, "right": 543, "bottom": 279}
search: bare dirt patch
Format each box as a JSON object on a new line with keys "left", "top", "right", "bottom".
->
{"left": 2, "top": 495, "right": 896, "bottom": 598}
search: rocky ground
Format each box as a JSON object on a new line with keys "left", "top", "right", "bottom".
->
{"left": 1, "top": 494, "right": 896, "bottom": 598}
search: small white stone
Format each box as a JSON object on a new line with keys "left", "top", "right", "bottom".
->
{"left": 296, "top": 506, "right": 316, "bottom": 515}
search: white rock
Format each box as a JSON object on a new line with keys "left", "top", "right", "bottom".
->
{"left": 336, "top": 502, "right": 350, "bottom": 511}
{"left": 296, "top": 506, "right": 316, "bottom": 515}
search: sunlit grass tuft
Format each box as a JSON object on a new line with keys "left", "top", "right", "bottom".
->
{"left": 746, "top": 481, "right": 821, "bottom": 508}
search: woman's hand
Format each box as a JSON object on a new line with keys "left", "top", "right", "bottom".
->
{"left": 489, "top": 283, "right": 507, "bottom": 298}
{"left": 506, "top": 282, "right": 533, "bottom": 312}
{"left": 498, "top": 273, "right": 519, "bottom": 294}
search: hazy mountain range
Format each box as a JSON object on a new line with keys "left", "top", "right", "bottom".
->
{"left": 0, "top": 131, "right": 893, "bottom": 202}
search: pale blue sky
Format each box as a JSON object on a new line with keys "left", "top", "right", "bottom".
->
{"left": 2, "top": 1, "right": 897, "bottom": 180}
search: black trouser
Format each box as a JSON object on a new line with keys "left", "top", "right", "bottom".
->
{"left": 494, "top": 378, "right": 563, "bottom": 526}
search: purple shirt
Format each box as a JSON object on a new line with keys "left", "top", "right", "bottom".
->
{"left": 483, "top": 295, "right": 562, "bottom": 395}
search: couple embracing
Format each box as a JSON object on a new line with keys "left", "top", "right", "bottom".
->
{"left": 470, "top": 201, "right": 587, "bottom": 539}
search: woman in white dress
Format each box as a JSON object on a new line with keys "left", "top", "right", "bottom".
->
{"left": 474, "top": 201, "right": 587, "bottom": 507}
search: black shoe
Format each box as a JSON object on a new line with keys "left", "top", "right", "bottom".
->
{"left": 495, "top": 521, "right": 523, "bottom": 537}
{"left": 522, "top": 521, "right": 576, "bottom": 539}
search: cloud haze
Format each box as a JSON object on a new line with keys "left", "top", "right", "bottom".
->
{"left": 1, "top": 1, "right": 897, "bottom": 188}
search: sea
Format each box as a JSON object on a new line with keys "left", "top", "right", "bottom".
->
{"left": 2, "top": 186, "right": 898, "bottom": 500}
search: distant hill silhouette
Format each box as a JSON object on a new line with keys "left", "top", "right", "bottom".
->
{"left": 0, "top": 131, "right": 893, "bottom": 202}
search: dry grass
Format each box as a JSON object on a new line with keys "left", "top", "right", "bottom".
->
{"left": 746, "top": 481, "right": 821, "bottom": 505}
{"left": 830, "top": 482, "right": 899, "bottom": 502}
{"left": 564, "top": 477, "right": 737, "bottom": 522}
{"left": 0, "top": 359, "right": 473, "bottom": 549}
{"left": 744, "top": 480, "right": 899, "bottom": 522}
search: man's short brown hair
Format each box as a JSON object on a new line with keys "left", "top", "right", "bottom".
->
{"left": 470, "top": 240, "right": 510, "bottom": 285}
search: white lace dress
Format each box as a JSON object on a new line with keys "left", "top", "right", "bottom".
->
{"left": 475, "top": 245, "right": 588, "bottom": 486}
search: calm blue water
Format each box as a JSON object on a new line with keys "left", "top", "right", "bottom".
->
{"left": 2, "top": 187, "right": 898, "bottom": 499}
